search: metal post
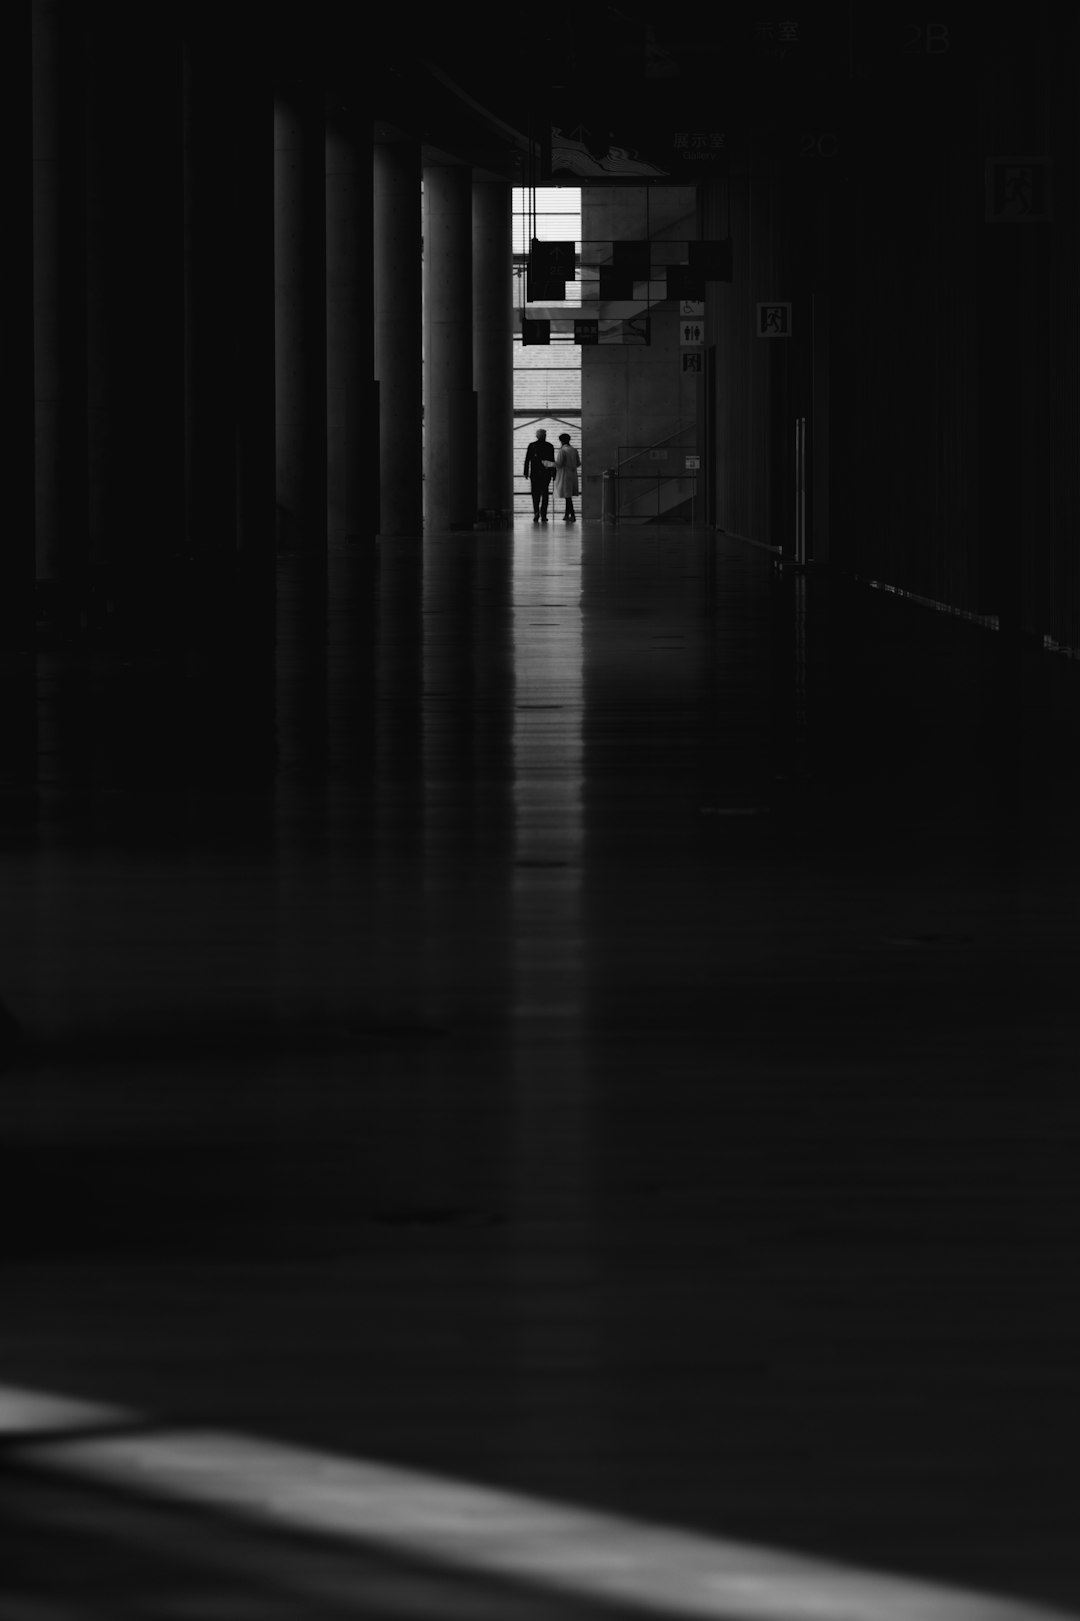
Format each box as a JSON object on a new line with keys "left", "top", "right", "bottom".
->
{"left": 794, "top": 418, "right": 804, "bottom": 564}
{"left": 794, "top": 416, "right": 807, "bottom": 566}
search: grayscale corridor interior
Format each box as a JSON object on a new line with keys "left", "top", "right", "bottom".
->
{"left": 1, "top": 2, "right": 1079, "bottom": 1617}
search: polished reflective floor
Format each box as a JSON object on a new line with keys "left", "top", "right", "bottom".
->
{"left": 1, "top": 521, "right": 1079, "bottom": 1617}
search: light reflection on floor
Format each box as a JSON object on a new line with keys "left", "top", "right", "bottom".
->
{"left": 2, "top": 1382, "right": 1077, "bottom": 1621}
{"left": 4, "top": 529, "right": 1080, "bottom": 1616}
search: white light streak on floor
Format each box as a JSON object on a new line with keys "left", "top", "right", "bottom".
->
{"left": 2, "top": 1384, "right": 1077, "bottom": 1621}
{"left": 0, "top": 1385, "right": 132, "bottom": 1436}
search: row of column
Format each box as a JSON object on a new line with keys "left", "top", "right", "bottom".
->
{"left": 374, "top": 136, "right": 513, "bottom": 536}
{"left": 13, "top": 1, "right": 371, "bottom": 647}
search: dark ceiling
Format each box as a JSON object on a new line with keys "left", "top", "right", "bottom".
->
{"left": 369, "top": 0, "right": 979, "bottom": 182}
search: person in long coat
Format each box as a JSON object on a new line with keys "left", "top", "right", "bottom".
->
{"left": 523, "top": 429, "right": 557, "bottom": 522}
{"left": 554, "top": 434, "right": 580, "bottom": 522}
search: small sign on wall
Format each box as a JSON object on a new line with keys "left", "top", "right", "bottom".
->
{"left": 757, "top": 303, "right": 792, "bottom": 337}
{"left": 985, "top": 158, "right": 1052, "bottom": 222}
{"left": 681, "top": 352, "right": 703, "bottom": 374}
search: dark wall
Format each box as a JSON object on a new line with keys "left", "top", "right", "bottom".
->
{"left": 703, "top": 3, "right": 1080, "bottom": 645}
{"left": 1030, "top": 8, "right": 1080, "bottom": 650}
{"left": 703, "top": 163, "right": 809, "bottom": 556}
{"left": 830, "top": 136, "right": 981, "bottom": 614}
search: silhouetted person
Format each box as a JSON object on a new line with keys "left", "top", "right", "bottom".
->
{"left": 555, "top": 433, "right": 580, "bottom": 522}
{"left": 523, "top": 429, "right": 556, "bottom": 522}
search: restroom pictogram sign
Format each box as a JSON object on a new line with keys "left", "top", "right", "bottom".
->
{"left": 680, "top": 321, "right": 704, "bottom": 346}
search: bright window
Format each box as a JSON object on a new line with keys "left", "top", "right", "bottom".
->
{"left": 513, "top": 189, "right": 581, "bottom": 516}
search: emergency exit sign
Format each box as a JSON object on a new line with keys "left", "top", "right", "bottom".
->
{"left": 757, "top": 303, "right": 792, "bottom": 336}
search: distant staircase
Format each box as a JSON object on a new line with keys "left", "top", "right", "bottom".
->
{"left": 612, "top": 426, "right": 700, "bottom": 523}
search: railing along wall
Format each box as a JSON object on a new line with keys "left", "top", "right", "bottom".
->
{"left": 606, "top": 426, "right": 699, "bottom": 524}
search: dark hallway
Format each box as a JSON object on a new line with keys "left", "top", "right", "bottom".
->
{"left": 3, "top": 0, "right": 1080, "bottom": 1613}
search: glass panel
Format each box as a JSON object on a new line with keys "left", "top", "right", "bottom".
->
{"left": 512, "top": 187, "right": 582, "bottom": 253}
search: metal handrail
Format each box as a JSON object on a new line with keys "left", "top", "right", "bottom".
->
{"left": 603, "top": 429, "right": 699, "bottom": 528}
{"left": 614, "top": 423, "right": 697, "bottom": 473}
{"left": 794, "top": 416, "right": 807, "bottom": 565}
{"left": 612, "top": 473, "right": 699, "bottom": 525}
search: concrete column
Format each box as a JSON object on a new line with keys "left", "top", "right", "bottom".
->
{"left": 183, "top": 30, "right": 238, "bottom": 572}
{"left": 81, "top": 6, "right": 184, "bottom": 645}
{"left": 374, "top": 135, "right": 422, "bottom": 536}
{"left": 84, "top": 18, "right": 112, "bottom": 579}
{"left": 32, "top": 0, "right": 87, "bottom": 616}
{"left": 472, "top": 181, "right": 513, "bottom": 517}
{"left": 423, "top": 161, "right": 476, "bottom": 533}
{"left": 275, "top": 90, "right": 327, "bottom": 554}
{"left": 326, "top": 105, "right": 366, "bottom": 545}
{"left": 0, "top": 1, "right": 34, "bottom": 648}
{"left": 233, "top": 48, "right": 275, "bottom": 619}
